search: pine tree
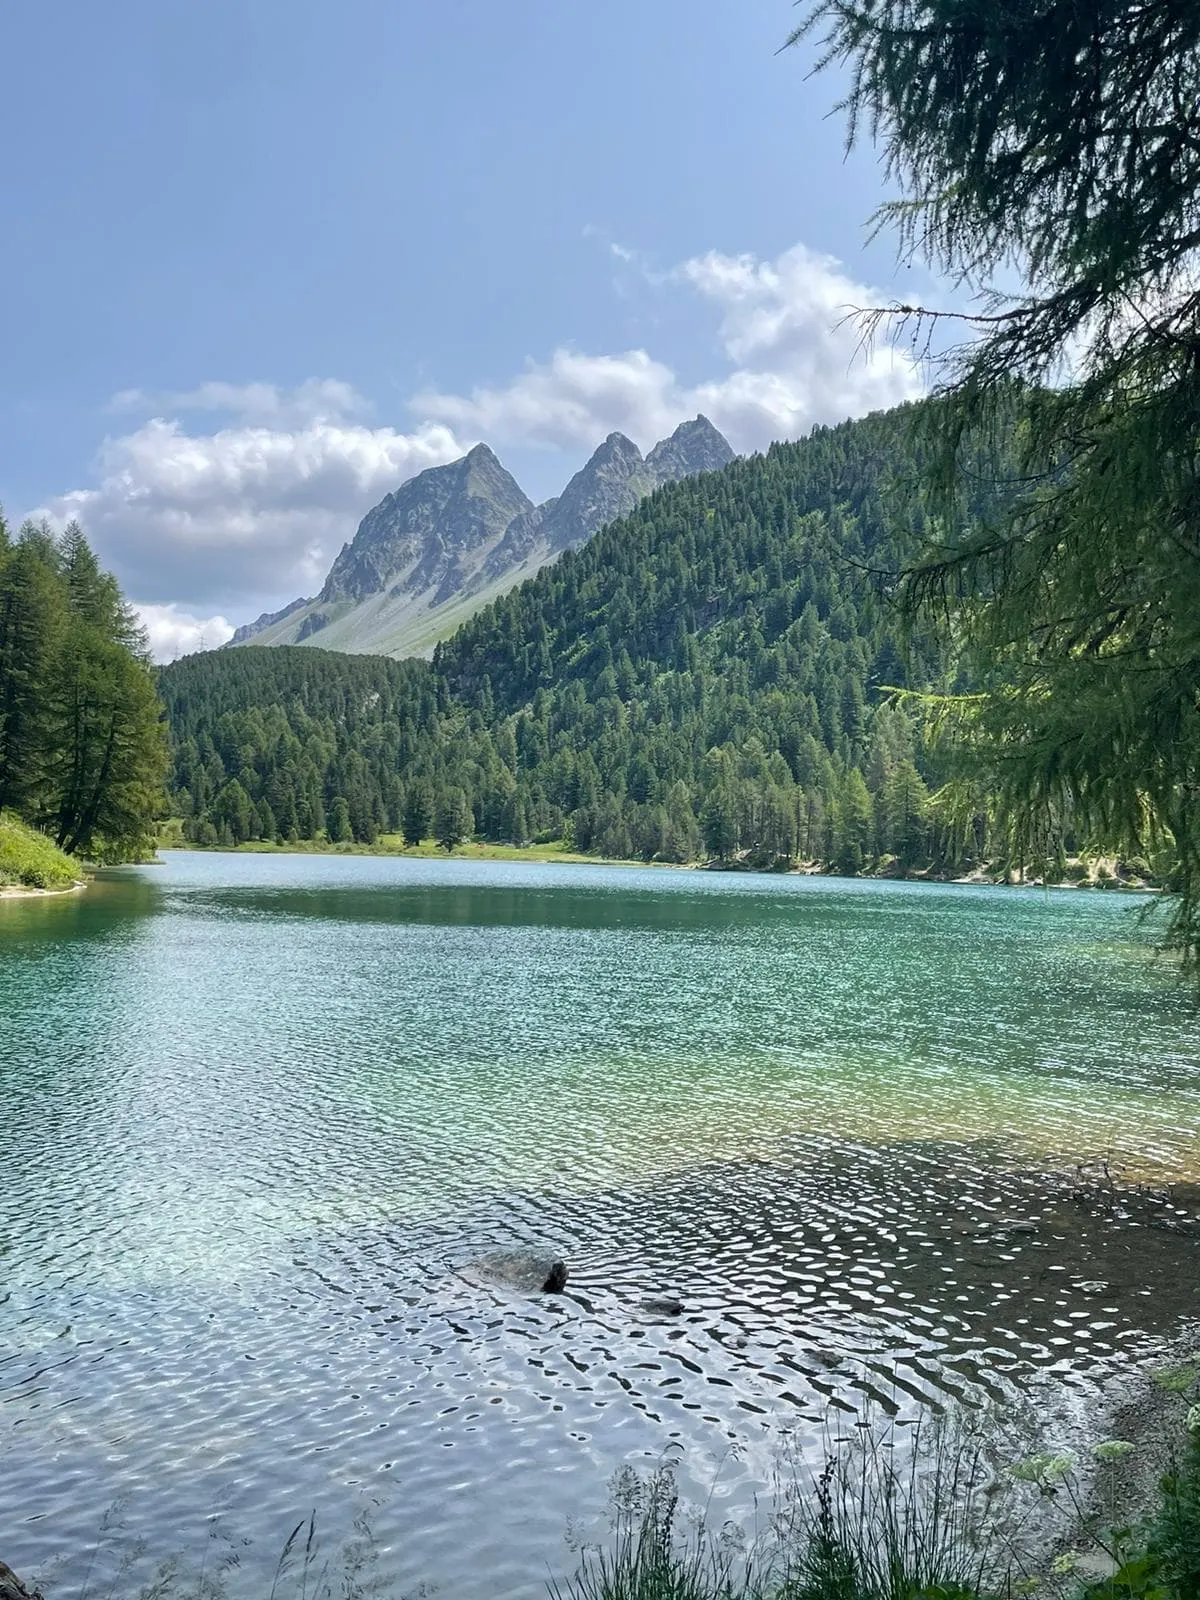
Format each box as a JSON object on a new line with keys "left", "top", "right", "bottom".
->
{"left": 402, "top": 778, "right": 433, "bottom": 846}
{"left": 327, "top": 796, "right": 352, "bottom": 843}
{"left": 833, "top": 769, "right": 873, "bottom": 877}
{"left": 435, "top": 787, "right": 473, "bottom": 851}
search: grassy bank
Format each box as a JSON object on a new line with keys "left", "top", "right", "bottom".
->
{"left": 0, "top": 813, "right": 84, "bottom": 892}
{"left": 555, "top": 1383, "right": 1200, "bottom": 1600}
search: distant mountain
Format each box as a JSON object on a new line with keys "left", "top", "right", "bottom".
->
{"left": 165, "top": 400, "right": 987, "bottom": 877}
{"left": 229, "top": 416, "right": 735, "bottom": 658}
{"left": 321, "top": 443, "right": 531, "bottom": 606}
{"left": 229, "top": 595, "right": 311, "bottom": 646}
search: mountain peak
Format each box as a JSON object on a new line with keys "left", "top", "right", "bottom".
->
{"left": 646, "top": 415, "right": 735, "bottom": 481}
{"left": 231, "top": 415, "right": 738, "bottom": 657}
{"left": 588, "top": 431, "right": 644, "bottom": 468}
{"left": 320, "top": 445, "right": 531, "bottom": 605}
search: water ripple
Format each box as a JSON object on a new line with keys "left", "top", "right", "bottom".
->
{"left": 1, "top": 854, "right": 1198, "bottom": 1599}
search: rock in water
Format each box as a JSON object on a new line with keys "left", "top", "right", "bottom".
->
{"left": 466, "top": 1251, "right": 568, "bottom": 1295}
{"left": 0, "top": 1563, "right": 42, "bottom": 1600}
{"left": 640, "top": 1295, "right": 685, "bottom": 1316}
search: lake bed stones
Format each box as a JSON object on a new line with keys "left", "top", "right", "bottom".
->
{"left": 0, "top": 1564, "right": 42, "bottom": 1600}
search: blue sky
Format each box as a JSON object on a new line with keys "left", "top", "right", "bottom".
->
{"left": 2, "top": 0, "right": 934, "bottom": 657}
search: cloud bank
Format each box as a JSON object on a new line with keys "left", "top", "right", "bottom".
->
{"left": 414, "top": 244, "right": 920, "bottom": 452}
{"left": 136, "top": 603, "right": 237, "bottom": 662}
{"left": 42, "top": 243, "right": 922, "bottom": 659}
{"left": 46, "top": 410, "right": 468, "bottom": 612}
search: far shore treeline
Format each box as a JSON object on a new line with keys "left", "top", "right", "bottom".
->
{"left": 158, "top": 402, "right": 1051, "bottom": 877}
{"left": 0, "top": 515, "right": 166, "bottom": 866}
{"left": 0, "top": 396, "right": 1180, "bottom": 891}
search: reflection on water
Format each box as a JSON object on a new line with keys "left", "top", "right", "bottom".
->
{"left": 1, "top": 853, "right": 1198, "bottom": 1599}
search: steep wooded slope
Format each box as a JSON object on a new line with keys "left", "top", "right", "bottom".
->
{"left": 164, "top": 403, "right": 976, "bottom": 868}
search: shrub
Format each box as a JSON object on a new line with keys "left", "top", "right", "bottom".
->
{"left": 0, "top": 812, "right": 82, "bottom": 890}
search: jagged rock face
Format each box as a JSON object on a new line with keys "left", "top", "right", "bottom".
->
{"left": 542, "top": 431, "right": 657, "bottom": 554}
{"left": 481, "top": 420, "right": 728, "bottom": 586}
{"left": 481, "top": 432, "right": 655, "bottom": 582}
{"left": 321, "top": 444, "right": 532, "bottom": 605}
{"left": 228, "top": 417, "right": 735, "bottom": 658}
{"left": 646, "top": 414, "right": 736, "bottom": 481}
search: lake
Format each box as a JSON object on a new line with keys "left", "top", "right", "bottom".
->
{"left": 1, "top": 853, "right": 1198, "bottom": 1598}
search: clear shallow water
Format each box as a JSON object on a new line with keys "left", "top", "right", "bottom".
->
{"left": 1, "top": 853, "right": 1198, "bottom": 1597}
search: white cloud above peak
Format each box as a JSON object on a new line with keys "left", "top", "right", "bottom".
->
{"left": 414, "top": 241, "right": 922, "bottom": 454}
{"left": 44, "top": 411, "right": 468, "bottom": 613}
{"left": 413, "top": 349, "right": 683, "bottom": 452}
{"left": 40, "top": 241, "right": 923, "bottom": 657}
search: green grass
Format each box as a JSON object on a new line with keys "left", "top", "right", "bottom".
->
{"left": 0, "top": 812, "right": 83, "bottom": 891}
{"left": 555, "top": 1385, "right": 1200, "bottom": 1600}
{"left": 553, "top": 1428, "right": 1005, "bottom": 1600}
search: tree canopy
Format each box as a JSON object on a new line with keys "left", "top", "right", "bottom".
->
{"left": 0, "top": 515, "right": 167, "bottom": 861}
{"left": 160, "top": 403, "right": 1030, "bottom": 878}
{"left": 796, "top": 0, "right": 1200, "bottom": 960}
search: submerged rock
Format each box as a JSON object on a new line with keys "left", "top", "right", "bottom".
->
{"left": 640, "top": 1295, "right": 685, "bottom": 1316}
{"left": 464, "top": 1251, "right": 568, "bottom": 1295}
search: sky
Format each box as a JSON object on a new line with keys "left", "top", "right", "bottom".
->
{"left": 1, "top": 0, "right": 940, "bottom": 660}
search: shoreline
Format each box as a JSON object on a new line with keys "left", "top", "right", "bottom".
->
{"left": 0, "top": 879, "right": 87, "bottom": 901}
{"left": 1027, "top": 1324, "right": 1200, "bottom": 1584}
{"left": 157, "top": 839, "right": 1160, "bottom": 892}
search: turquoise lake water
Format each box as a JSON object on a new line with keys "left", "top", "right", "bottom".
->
{"left": 1, "top": 853, "right": 1198, "bottom": 1597}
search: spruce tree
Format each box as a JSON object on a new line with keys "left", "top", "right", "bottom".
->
{"left": 435, "top": 787, "right": 473, "bottom": 852}
{"left": 402, "top": 779, "right": 433, "bottom": 847}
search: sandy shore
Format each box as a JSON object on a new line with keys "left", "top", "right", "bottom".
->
{"left": 0, "top": 880, "right": 87, "bottom": 900}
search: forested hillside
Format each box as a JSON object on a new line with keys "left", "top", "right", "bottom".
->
{"left": 0, "top": 517, "right": 167, "bottom": 862}
{"left": 161, "top": 403, "right": 991, "bottom": 871}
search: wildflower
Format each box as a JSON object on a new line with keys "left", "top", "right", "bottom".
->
{"left": 1051, "top": 1553, "right": 1081, "bottom": 1575}
{"left": 1092, "top": 1439, "right": 1136, "bottom": 1461}
{"left": 1008, "top": 1451, "right": 1076, "bottom": 1486}
{"left": 1151, "top": 1364, "right": 1198, "bottom": 1394}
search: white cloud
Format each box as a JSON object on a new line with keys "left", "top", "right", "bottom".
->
{"left": 414, "top": 349, "right": 683, "bottom": 451}
{"left": 44, "top": 245, "right": 923, "bottom": 639}
{"left": 135, "top": 604, "right": 236, "bottom": 663}
{"left": 43, "top": 406, "right": 467, "bottom": 612}
{"left": 110, "top": 378, "right": 370, "bottom": 427}
{"left": 415, "top": 242, "right": 922, "bottom": 454}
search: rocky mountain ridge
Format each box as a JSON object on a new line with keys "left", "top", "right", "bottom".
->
{"left": 230, "top": 415, "right": 734, "bottom": 658}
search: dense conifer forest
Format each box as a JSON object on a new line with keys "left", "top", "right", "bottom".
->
{"left": 161, "top": 404, "right": 998, "bottom": 872}
{"left": 0, "top": 516, "right": 166, "bottom": 863}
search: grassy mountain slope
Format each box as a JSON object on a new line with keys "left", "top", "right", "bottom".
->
{"left": 162, "top": 403, "right": 985, "bottom": 871}
{"left": 229, "top": 420, "right": 736, "bottom": 661}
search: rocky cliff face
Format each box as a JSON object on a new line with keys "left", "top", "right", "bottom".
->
{"left": 229, "top": 416, "right": 734, "bottom": 659}
{"left": 230, "top": 595, "right": 312, "bottom": 646}
{"left": 645, "top": 414, "right": 736, "bottom": 482}
{"left": 321, "top": 444, "right": 532, "bottom": 606}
